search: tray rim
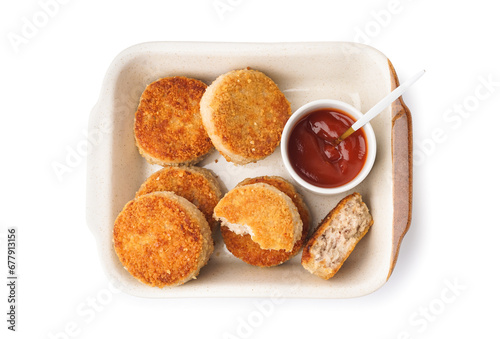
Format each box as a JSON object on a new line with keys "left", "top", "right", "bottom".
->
{"left": 86, "top": 41, "right": 413, "bottom": 298}
{"left": 387, "top": 60, "right": 413, "bottom": 280}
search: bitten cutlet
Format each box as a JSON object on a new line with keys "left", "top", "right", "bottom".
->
{"left": 113, "top": 192, "right": 214, "bottom": 287}
{"left": 214, "top": 183, "right": 302, "bottom": 252}
{"left": 220, "top": 176, "right": 310, "bottom": 267}
{"left": 135, "top": 166, "right": 222, "bottom": 232}
{"left": 134, "top": 76, "right": 213, "bottom": 166}
{"left": 200, "top": 68, "right": 291, "bottom": 165}
{"left": 301, "top": 192, "right": 373, "bottom": 280}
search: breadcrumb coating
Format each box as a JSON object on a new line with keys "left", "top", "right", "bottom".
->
{"left": 220, "top": 176, "right": 310, "bottom": 267}
{"left": 113, "top": 192, "right": 213, "bottom": 287}
{"left": 200, "top": 69, "right": 290, "bottom": 164}
{"left": 134, "top": 76, "right": 213, "bottom": 166}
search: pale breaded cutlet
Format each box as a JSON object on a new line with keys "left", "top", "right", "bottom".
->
{"left": 301, "top": 192, "right": 373, "bottom": 280}
{"left": 134, "top": 76, "right": 213, "bottom": 166}
{"left": 200, "top": 69, "right": 291, "bottom": 165}
{"left": 135, "top": 166, "right": 222, "bottom": 232}
{"left": 214, "top": 183, "right": 302, "bottom": 252}
{"left": 113, "top": 192, "right": 214, "bottom": 288}
{"left": 220, "top": 176, "right": 310, "bottom": 267}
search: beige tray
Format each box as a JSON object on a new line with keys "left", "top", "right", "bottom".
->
{"left": 86, "top": 42, "right": 412, "bottom": 298}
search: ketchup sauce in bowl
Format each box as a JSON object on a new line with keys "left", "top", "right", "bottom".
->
{"left": 281, "top": 100, "right": 376, "bottom": 195}
{"left": 288, "top": 108, "right": 367, "bottom": 188}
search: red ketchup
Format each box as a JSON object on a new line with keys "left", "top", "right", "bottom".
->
{"left": 287, "top": 108, "right": 368, "bottom": 188}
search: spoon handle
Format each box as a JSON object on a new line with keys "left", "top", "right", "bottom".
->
{"left": 351, "top": 69, "right": 425, "bottom": 131}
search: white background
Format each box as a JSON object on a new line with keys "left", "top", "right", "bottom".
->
{"left": 1, "top": 1, "right": 499, "bottom": 338}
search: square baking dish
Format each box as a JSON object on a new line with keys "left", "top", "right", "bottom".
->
{"left": 86, "top": 42, "right": 412, "bottom": 298}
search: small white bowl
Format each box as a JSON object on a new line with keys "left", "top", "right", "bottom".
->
{"left": 281, "top": 99, "right": 377, "bottom": 195}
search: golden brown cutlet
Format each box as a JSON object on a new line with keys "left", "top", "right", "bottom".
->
{"left": 135, "top": 166, "right": 222, "bottom": 232}
{"left": 113, "top": 192, "right": 213, "bottom": 287}
{"left": 220, "top": 176, "right": 310, "bottom": 267}
{"left": 214, "top": 182, "right": 302, "bottom": 252}
{"left": 301, "top": 192, "right": 373, "bottom": 280}
{"left": 134, "top": 76, "right": 213, "bottom": 166}
{"left": 200, "top": 69, "right": 291, "bottom": 165}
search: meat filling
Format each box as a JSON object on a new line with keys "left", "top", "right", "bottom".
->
{"left": 310, "top": 198, "right": 372, "bottom": 268}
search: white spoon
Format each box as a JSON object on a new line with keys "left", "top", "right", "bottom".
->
{"left": 333, "top": 69, "right": 425, "bottom": 146}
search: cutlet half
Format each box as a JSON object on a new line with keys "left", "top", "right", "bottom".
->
{"left": 200, "top": 69, "right": 291, "bottom": 165}
{"left": 220, "top": 176, "right": 310, "bottom": 267}
{"left": 135, "top": 166, "right": 222, "bottom": 232}
{"left": 113, "top": 192, "right": 214, "bottom": 288}
{"left": 301, "top": 192, "right": 373, "bottom": 280}
{"left": 214, "top": 183, "right": 302, "bottom": 252}
{"left": 134, "top": 76, "right": 213, "bottom": 166}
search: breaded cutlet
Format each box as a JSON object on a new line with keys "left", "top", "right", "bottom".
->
{"left": 200, "top": 69, "right": 291, "bottom": 165}
{"left": 220, "top": 176, "right": 310, "bottom": 267}
{"left": 134, "top": 76, "right": 213, "bottom": 166}
{"left": 214, "top": 183, "right": 302, "bottom": 252}
{"left": 135, "top": 166, "right": 222, "bottom": 232}
{"left": 113, "top": 192, "right": 213, "bottom": 287}
{"left": 301, "top": 192, "right": 373, "bottom": 280}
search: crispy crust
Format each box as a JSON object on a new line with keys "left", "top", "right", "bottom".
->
{"left": 214, "top": 183, "right": 302, "bottom": 252}
{"left": 113, "top": 192, "right": 213, "bottom": 287}
{"left": 200, "top": 69, "right": 291, "bottom": 165}
{"left": 301, "top": 193, "right": 373, "bottom": 280}
{"left": 134, "top": 76, "right": 213, "bottom": 166}
{"left": 220, "top": 176, "right": 310, "bottom": 267}
{"left": 135, "top": 166, "right": 222, "bottom": 232}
